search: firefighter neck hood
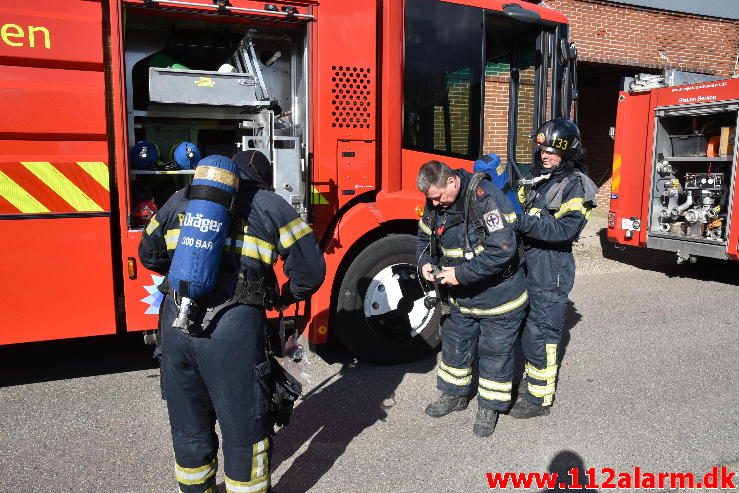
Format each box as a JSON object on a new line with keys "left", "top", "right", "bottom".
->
{"left": 233, "top": 150, "right": 273, "bottom": 188}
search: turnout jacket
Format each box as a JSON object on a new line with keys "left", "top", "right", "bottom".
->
{"left": 417, "top": 169, "right": 528, "bottom": 316}
{"left": 517, "top": 163, "right": 597, "bottom": 295}
{"left": 139, "top": 182, "right": 325, "bottom": 308}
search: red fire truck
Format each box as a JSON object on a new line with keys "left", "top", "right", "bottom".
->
{"left": 0, "top": 0, "right": 574, "bottom": 362}
{"left": 608, "top": 73, "right": 739, "bottom": 264}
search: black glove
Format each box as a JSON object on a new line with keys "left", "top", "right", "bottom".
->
{"left": 514, "top": 212, "right": 525, "bottom": 232}
{"left": 279, "top": 281, "right": 298, "bottom": 309}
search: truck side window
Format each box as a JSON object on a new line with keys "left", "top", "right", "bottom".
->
{"left": 403, "top": 0, "right": 483, "bottom": 160}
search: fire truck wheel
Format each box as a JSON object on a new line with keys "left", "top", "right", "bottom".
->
{"left": 333, "top": 234, "right": 441, "bottom": 364}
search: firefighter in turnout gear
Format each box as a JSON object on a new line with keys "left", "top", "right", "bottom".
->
{"left": 138, "top": 154, "right": 325, "bottom": 493}
{"left": 416, "top": 160, "right": 528, "bottom": 438}
{"left": 510, "top": 118, "right": 598, "bottom": 419}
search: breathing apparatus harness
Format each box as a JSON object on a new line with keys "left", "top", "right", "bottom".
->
{"left": 422, "top": 172, "right": 520, "bottom": 312}
{"left": 173, "top": 179, "right": 278, "bottom": 335}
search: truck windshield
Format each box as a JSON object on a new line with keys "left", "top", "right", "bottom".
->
{"left": 403, "top": 0, "right": 572, "bottom": 170}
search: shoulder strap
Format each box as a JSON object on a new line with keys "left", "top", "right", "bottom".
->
{"left": 463, "top": 173, "right": 489, "bottom": 260}
{"left": 427, "top": 207, "right": 439, "bottom": 257}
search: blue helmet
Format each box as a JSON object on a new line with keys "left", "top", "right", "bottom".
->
{"left": 171, "top": 141, "right": 202, "bottom": 170}
{"left": 130, "top": 141, "right": 159, "bottom": 169}
{"left": 473, "top": 153, "right": 522, "bottom": 214}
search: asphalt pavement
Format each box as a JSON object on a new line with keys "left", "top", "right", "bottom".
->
{"left": 1, "top": 220, "right": 737, "bottom": 492}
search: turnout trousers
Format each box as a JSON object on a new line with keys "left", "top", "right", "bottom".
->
{"left": 436, "top": 307, "right": 526, "bottom": 411}
{"left": 520, "top": 290, "right": 569, "bottom": 407}
{"left": 159, "top": 295, "right": 273, "bottom": 493}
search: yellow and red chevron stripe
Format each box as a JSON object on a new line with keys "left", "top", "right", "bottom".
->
{"left": 0, "top": 162, "right": 110, "bottom": 214}
{"left": 611, "top": 154, "right": 621, "bottom": 195}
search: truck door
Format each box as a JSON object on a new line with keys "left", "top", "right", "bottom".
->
{"left": 0, "top": 0, "right": 116, "bottom": 344}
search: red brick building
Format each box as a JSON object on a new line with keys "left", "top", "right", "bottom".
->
{"left": 542, "top": 0, "right": 739, "bottom": 210}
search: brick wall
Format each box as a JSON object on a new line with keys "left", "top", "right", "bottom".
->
{"left": 489, "top": 0, "right": 739, "bottom": 211}
{"left": 546, "top": 0, "right": 739, "bottom": 77}
{"left": 482, "top": 67, "right": 537, "bottom": 164}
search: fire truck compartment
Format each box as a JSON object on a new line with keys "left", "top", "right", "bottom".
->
{"left": 647, "top": 103, "right": 739, "bottom": 256}
{"left": 123, "top": 9, "right": 308, "bottom": 230}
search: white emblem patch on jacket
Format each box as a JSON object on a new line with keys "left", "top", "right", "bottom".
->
{"left": 483, "top": 209, "right": 504, "bottom": 233}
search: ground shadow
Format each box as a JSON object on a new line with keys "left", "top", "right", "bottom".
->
{"left": 538, "top": 449, "right": 600, "bottom": 492}
{"left": 0, "top": 333, "right": 158, "bottom": 387}
{"left": 270, "top": 353, "right": 437, "bottom": 492}
{"left": 599, "top": 230, "right": 739, "bottom": 286}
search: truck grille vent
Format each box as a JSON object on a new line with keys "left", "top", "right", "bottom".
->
{"left": 330, "top": 66, "right": 372, "bottom": 129}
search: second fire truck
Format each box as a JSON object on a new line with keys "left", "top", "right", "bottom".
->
{"left": 608, "top": 72, "right": 739, "bottom": 264}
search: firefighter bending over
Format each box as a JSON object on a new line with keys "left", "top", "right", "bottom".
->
{"left": 417, "top": 160, "right": 528, "bottom": 438}
{"left": 510, "top": 118, "right": 598, "bottom": 419}
{"left": 139, "top": 154, "right": 325, "bottom": 493}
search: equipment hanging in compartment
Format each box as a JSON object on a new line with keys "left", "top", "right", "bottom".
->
{"left": 654, "top": 165, "right": 729, "bottom": 241}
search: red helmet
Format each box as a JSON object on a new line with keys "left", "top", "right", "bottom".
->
{"left": 132, "top": 200, "right": 158, "bottom": 228}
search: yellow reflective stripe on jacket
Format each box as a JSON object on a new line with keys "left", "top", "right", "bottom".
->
{"left": 418, "top": 219, "right": 432, "bottom": 235}
{"left": 145, "top": 215, "right": 160, "bottom": 235}
{"left": 165, "top": 228, "right": 181, "bottom": 250}
{"left": 503, "top": 212, "right": 517, "bottom": 224}
{"left": 175, "top": 458, "right": 217, "bottom": 486}
{"left": 527, "top": 207, "right": 542, "bottom": 217}
{"left": 451, "top": 290, "right": 528, "bottom": 316}
{"left": 227, "top": 235, "right": 277, "bottom": 265}
{"left": 441, "top": 244, "right": 484, "bottom": 258}
{"left": 478, "top": 388, "right": 511, "bottom": 401}
{"left": 554, "top": 197, "right": 591, "bottom": 219}
{"left": 279, "top": 217, "right": 312, "bottom": 249}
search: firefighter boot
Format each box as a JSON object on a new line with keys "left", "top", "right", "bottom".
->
{"left": 472, "top": 408, "right": 499, "bottom": 438}
{"left": 508, "top": 396, "right": 551, "bottom": 419}
{"left": 424, "top": 393, "right": 468, "bottom": 417}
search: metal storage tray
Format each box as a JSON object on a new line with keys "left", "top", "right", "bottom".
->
{"left": 149, "top": 67, "right": 269, "bottom": 107}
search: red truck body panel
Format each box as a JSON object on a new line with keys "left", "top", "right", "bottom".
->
{"left": 0, "top": 0, "right": 569, "bottom": 346}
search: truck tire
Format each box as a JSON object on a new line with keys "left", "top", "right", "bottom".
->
{"left": 333, "top": 234, "right": 441, "bottom": 363}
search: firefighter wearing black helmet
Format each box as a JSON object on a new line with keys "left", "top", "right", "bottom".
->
{"left": 510, "top": 118, "right": 598, "bottom": 419}
{"left": 138, "top": 153, "right": 325, "bottom": 493}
